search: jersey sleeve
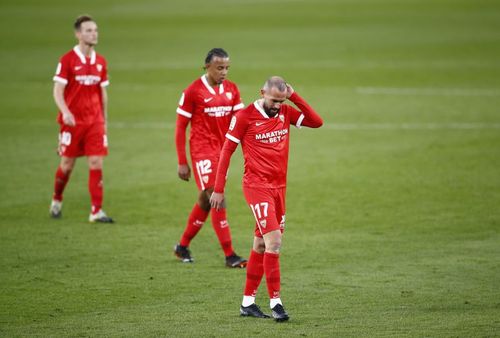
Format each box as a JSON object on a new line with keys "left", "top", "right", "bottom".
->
{"left": 176, "top": 87, "right": 196, "bottom": 119}
{"left": 100, "top": 59, "right": 109, "bottom": 87}
{"left": 288, "top": 92, "right": 323, "bottom": 128}
{"left": 232, "top": 85, "right": 244, "bottom": 112}
{"left": 53, "top": 55, "right": 70, "bottom": 85}
{"left": 225, "top": 111, "right": 248, "bottom": 144}
{"left": 287, "top": 105, "right": 304, "bottom": 129}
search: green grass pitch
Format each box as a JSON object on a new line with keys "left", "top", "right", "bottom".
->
{"left": 1, "top": 0, "right": 499, "bottom": 336}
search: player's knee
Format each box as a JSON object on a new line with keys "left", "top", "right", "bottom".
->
{"left": 253, "top": 241, "right": 266, "bottom": 254}
{"left": 198, "top": 190, "right": 211, "bottom": 212}
{"left": 266, "top": 241, "right": 281, "bottom": 254}
{"left": 87, "top": 156, "right": 103, "bottom": 169}
{"left": 60, "top": 158, "right": 75, "bottom": 173}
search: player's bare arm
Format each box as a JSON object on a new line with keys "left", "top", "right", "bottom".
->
{"left": 53, "top": 82, "right": 76, "bottom": 126}
{"left": 209, "top": 191, "right": 225, "bottom": 211}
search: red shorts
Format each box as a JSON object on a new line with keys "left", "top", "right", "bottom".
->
{"left": 243, "top": 186, "right": 286, "bottom": 237}
{"left": 191, "top": 156, "right": 219, "bottom": 191}
{"left": 58, "top": 123, "right": 108, "bottom": 157}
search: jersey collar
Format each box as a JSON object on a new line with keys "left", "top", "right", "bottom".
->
{"left": 73, "top": 45, "right": 96, "bottom": 65}
{"left": 254, "top": 100, "right": 279, "bottom": 119}
{"left": 201, "top": 75, "right": 224, "bottom": 95}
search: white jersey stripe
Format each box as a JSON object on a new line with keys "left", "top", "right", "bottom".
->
{"left": 53, "top": 76, "right": 68, "bottom": 85}
{"left": 233, "top": 103, "right": 244, "bottom": 111}
{"left": 226, "top": 133, "right": 240, "bottom": 144}
{"left": 176, "top": 107, "right": 192, "bottom": 118}
{"left": 201, "top": 75, "right": 216, "bottom": 95}
{"left": 296, "top": 114, "right": 305, "bottom": 128}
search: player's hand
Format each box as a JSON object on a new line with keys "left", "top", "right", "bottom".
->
{"left": 178, "top": 164, "right": 191, "bottom": 181}
{"left": 62, "top": 112, "right": 76, "bottom": 126}
{"left": 210, "top": 192, "right": 225, "bottom": 211}
{"left": 285, "top": 83, "right": 294, "bottom": 99}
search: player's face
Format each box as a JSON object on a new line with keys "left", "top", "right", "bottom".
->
{"left": 76, "top": 21, "right": 98, "bottom": 46}
{"left": 261, "top": 87, "right": 287, "bottom": 116}
{"left": 205, "top": 57, "right": 230, "bottom": 85}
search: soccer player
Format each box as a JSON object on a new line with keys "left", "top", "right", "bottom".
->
{"left": 173, "top": 48, "right": 247, "bottom": 268}
{"left": 210, "top": 76, "right": 323, "bottom": 321}
{"left": 49, "top": 15, "right": 113, "bottom": 223}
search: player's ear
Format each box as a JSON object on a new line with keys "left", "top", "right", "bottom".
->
{"left": 260, "top": 89, "right": 265, "bottom": 97}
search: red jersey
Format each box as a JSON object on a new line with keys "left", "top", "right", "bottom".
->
{"left": 53, "top": 46, "right": 109, "bottom": 125}
{"left": 224, "top": 98, "right": 305, "bottom": 189}
{"left": 176, "top": 75, "right": 243, "bottom": 159}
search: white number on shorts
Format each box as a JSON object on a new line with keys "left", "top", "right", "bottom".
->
{"left": 196, "top": 160, "right": 212, "bottom": 175}
{"left": 59, "top": 131, "right": 72, "bottom": 146}
{"left": 250, "top": 202, "right": 269, "bottom": 219}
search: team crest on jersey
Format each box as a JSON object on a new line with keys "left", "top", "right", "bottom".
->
{"left": 279, "top": 114, "right": 284, "bottom": 123}
{"left": 226, "top": 92, "right": 233, "bottom": 100}
{"left": 229, "top": 116, "right": 236, "bottom": 131}
{"left": 97, "top": 64, "right": 103, "bottom": 72}
{"left": 202, "top": 175, "right": 209, "bottom": 184}
{"left": 259, "top": 219, "right": 267, "bottom": 228}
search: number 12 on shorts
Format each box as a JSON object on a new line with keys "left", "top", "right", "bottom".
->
{"left": 250, "top": 202, "right": 269, "bottom": 220}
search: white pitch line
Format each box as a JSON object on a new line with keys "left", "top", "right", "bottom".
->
{"left": 356, "top": 87, "right": 500, "bottom": 97}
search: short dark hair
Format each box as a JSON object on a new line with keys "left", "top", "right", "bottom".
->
{"left": 74, "top": 15, "right": 94, "bottom": 31}
{"left": 205, "top": 48, "right": 229, "bottom": 64}
{"left": 263, "top": 76, "right": 287, "bottom": 92}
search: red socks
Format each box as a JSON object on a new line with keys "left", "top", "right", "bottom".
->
{"left": 211, "top": 208, "right": 234, "bottom": 257}
{"left": 180, "top": 203, "right": 209, "bottom": 247}
{"left": 89, "top": 169, "right": 103, "bottom": 214}
{"left": 53, "top": 166, "right": 71, "bottom": 201}
{"left": 244, "top": 250, "right": 265, "bottom": 297}
{"left": 264, "top": 252, "right": 281, "bottom": 300}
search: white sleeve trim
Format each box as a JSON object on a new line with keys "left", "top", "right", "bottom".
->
{"left": 100, "top": 80, "right": 110, "bottom": 87}
{"left": 296, "top": 114, "right": 305, "bottom": 128}
{"left": 225, "top": 133, "right": 240, "bottom": 144}
{"left": 176, "top": 107, "right": 192, "bottom": 118}
{"left": 233, "top": 103, "right": 244, "bottom": 111}
{"left": 53, "top": 76, "right": 68, "bottom": 85}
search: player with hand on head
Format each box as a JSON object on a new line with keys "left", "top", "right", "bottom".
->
{"left": 210, "top": 76, "right": 323, "bottom": 321}
{"left": 173, "top": 48, "right": 247, "bottom": 268}
{"left": 49, "top": 15, "right": 113, "bottom": 223}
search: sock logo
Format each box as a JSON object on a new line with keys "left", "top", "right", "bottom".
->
{"left": 220, "top": 220, "right": 228, "bottom": 228}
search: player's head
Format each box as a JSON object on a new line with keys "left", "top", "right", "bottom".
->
{"left": 261, "top": 76, "right": 287, "bottom": 116}
{"left": 74, "top": 15, "right": 98, "bottom": 47}
{"left": 204, "top": 48, "right": 230, "bottom": 85}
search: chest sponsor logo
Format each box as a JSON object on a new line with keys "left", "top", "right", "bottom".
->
{"left": 255, "top": 128, "right": 288, "bottom": 144}
{"left": 75, "top": 75, "right": 101, "bottom": 86}
{"left": 204, "top": 105, "right": 232, "bottom": 117}
{"left": 204, "top": 97, "right": 213, "bottom": 103}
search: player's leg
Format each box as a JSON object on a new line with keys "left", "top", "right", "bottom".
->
{"left": 50, "top": 156, "right": 76, "bottom": 218}
{"left": 174, "top": 158, "right": 212, "bottom": 262}
{"left": 85, "top": 123, "right": 113, "bottom": 223}
{"left": 200, "top": 187, "right": 246, "bottom": 267}
{"left": 239, "top": 235, "right": 270, "bottom": 318}
{"left": 50, "top": 125, "right": 82, "bottom": 218}
{"left": 262, "top": 188, "right": 289, "bottom": 321}
{"left": 175, "top": 189, "right": 210, "bottom": 263}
